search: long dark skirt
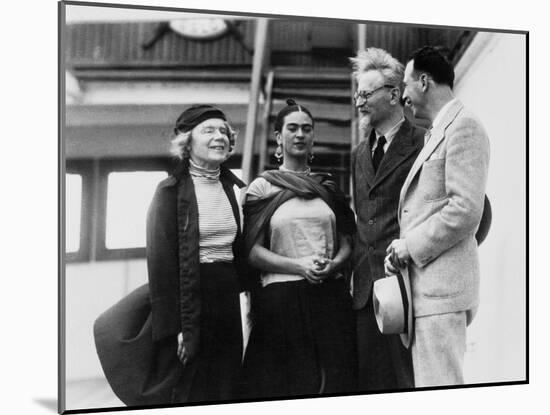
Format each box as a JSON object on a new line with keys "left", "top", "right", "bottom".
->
{"left": 174, "top": 262, "right": 243, "bottom": 403}
{"left": 240, "top": 278, "right": 357, "bottom": 400}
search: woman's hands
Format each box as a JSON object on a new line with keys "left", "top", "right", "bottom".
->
{"left": 294, "top": 255, "right": 342, "bottom": 285}
{"left": 294, "top": 233, "right": 351, "bottom": 285}
{"left": 249, "top": 231, "right": 352, "bottom": 285}
{"left": 294, "top": 255, "right": 332, "bottom": 284}
{"left": 249, "top": 236, "right": 332, "bottom": 284}
{"left": 310, "top": 257, "right": 338, "bottom": 282}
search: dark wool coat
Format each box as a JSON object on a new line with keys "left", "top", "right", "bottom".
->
{"left": 351, "top": 118, "right": 425, "bottom": 309}
{"left": 146, "top": 160, "right": 246, "bottom": 347}
{"left": 94, "top": 160, "right": 246, "bottom": 407}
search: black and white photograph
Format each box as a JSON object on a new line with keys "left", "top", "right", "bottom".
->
{"left": 55, "top": 0, "right": 531, "bottom": 413}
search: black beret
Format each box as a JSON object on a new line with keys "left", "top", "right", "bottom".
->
{"left": 174, "top": 104, "right": 227, "bottom": 134}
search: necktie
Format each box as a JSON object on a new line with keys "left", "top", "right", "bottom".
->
{"left": 372, "top": 135, "right": 386, "bottom": 172}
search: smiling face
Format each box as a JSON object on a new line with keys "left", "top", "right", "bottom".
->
{"left": 276, "top": 110, "right": 314, "bottom": 162}
{"left": 189, "top": 118, "right": 231, "bottom": 169}
{"left": 356, "top": 70, "right": 396, "bottom": 130}
{"left": 402, "top": 60, "right": 427, "bottom": 119}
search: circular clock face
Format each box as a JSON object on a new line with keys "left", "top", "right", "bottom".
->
{"left": 169, "top": 18, "right": 229, "bottom": 40}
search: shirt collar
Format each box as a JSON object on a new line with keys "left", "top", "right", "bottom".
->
{"left": 431, "top": 97, "right": 458, "bottom": 131}
{"left": 373, "top": 117, "right": 405, "bottom": 148}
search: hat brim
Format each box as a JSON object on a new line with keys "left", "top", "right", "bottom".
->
{"left": 372, "top": 268, "right": 413, "bottom": 349}
{"left": 475, "top": 195, "right": 492, "bottom": 245}
{"left": 399, "top": 267, "right": 413, "bottom": 349}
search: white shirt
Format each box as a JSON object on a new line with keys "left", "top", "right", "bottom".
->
{"left": 371, "top": 117, "right": 405, "bottom": 154}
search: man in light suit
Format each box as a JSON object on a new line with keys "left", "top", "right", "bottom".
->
{"left": 350, "top": 47, "right": 424, "bottom": 391}
{"left": 386, "top": 46, "right": 490, "bottom": 387}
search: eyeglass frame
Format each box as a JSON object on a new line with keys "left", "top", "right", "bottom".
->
{"left": 353, "top": 84, "right": 397, "bottom": 103}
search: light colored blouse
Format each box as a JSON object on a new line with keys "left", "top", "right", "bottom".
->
{"left": 246, "top": 176, "right": 337, "bottom": 287}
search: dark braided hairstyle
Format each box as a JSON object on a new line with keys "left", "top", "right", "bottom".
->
{"left": 273, "top": 98, "right": 315, "bottom": 133}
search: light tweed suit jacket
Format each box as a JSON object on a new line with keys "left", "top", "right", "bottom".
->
{"left": 398, "top": 99, "right": 490, "bottom": 320}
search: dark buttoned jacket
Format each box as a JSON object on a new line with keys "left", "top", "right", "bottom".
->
{"left": 93, "top": 160, "right": 247, "bottom": 406}
{"left": 351, "top": 117, "right": 425, "bottom": 310}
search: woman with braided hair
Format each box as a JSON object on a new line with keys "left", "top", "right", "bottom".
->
{"left": 239, "top": 99, "right": 358, "bottom": 399}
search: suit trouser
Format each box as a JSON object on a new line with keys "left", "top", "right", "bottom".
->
{"left": 356, "top": 296, "right": 414, "bottom": 391}
{"left": 411, "top": 311, "right": 467, "bottom": 387}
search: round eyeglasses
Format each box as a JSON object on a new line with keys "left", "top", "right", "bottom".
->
{"left": 353, "top": 84, "right": 396, "bottom": 103}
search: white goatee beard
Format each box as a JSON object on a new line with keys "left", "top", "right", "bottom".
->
{"left": 359, "top": 115, "right": 371, "bottom": 138}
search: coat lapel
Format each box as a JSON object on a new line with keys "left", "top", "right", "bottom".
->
{"left": 356, "top": 135, "right": 376, "bottom": 188}
{"left": 373, "top": 119, "right": 417, "bottom": 186}
{"left": 399, "top": 100, "right": 464, "bottom": 209}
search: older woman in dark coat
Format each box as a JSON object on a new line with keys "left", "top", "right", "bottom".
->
{"left": 94, "top": 105, "right": 247, "bottom": 406}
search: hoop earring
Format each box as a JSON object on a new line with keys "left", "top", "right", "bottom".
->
{"left": 275, "top": 144, "right": 283, "bottom": 163}
{"left": 308, "top": 151, "right": 315, "bottom": 163}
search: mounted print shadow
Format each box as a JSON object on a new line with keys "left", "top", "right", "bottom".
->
{"left": 59, "top": 0, "right": 528, "bottom": 413}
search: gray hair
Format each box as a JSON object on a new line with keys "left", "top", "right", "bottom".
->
{"left": 350, "top": 47, "right": 405, "bottom": 90}
{"left": 169, "top": 121, "right": 238, "bottom": 160}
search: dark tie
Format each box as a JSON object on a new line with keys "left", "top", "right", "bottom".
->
{"left": 372, "top": 135, "right": 386, "bottom": 172}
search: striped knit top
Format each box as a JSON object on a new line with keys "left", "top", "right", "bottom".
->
{"left": 189, "top": 162, "right": 237, "bottom": 263}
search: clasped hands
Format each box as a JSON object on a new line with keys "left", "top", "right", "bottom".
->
{"left": 295, "top": 254, "right": 336, "bottom": 285}
{"left": 384, "top": 238, "right": 411, "bottom": 277}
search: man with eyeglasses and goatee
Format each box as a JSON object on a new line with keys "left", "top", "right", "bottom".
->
{"left": 349, "top": 47, "right": 424, "bottom": 391}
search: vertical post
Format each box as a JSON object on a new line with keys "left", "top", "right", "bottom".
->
{"left": 358, "top": 23, "right": 367, "bottom": 52}
{"left": 258, "top": 70, "right": 274, "bottom": 173}
{"left": 241, "top": 18, "right": 270, "bottom": 184}
{"left": 351, "top": 23, "right": 367, "bottom": 149}
{"left": 350, "top": 23, "right": 367, "bottom": 197}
